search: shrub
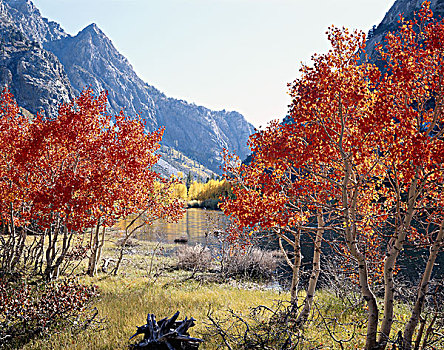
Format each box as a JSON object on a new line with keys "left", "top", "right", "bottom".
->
{"left": 175, "top": 243, "right": 281, "bottom": 282}
{"left": 176, "top": 244, "right": 212, "bottom": 272}
{"left": 205, "top": 301, "right": 302, "bottom": 350}
{"left": 221, "top": 247, "right": 280, "bottom": 281}
{"left": 0, "top": 278, "right": 97, "bottom": 348}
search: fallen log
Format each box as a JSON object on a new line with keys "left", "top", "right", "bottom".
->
{"left": 130, "top": 311, "right": 203, "bottom": 349}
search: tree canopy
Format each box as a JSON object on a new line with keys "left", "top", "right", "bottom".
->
{"left": 222, "top": 2, "right": 444, "bottom": 349}
{"left": 0, "top": 88, "right": 183, "bottom": 279}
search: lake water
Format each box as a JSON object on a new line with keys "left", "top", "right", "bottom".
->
{"left": 118, "top": 208, "right": 228, "bottom": 247}
{"left": 116, "top": 208, "right": 443, "bottom": 284}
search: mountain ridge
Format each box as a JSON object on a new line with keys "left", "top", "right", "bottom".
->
{"left": 0, "top": 0, "right": 255, "bottom": 174}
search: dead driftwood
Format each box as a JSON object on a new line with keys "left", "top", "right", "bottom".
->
{"left": 129, "top": 311, "right": 203, "bottom": 349}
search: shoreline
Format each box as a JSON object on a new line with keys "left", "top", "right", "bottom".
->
{"left": 186, "top": 199, "right": 221, "bottom": 211}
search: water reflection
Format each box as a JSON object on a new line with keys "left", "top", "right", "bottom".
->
{"left": 118, "top": 208, "right": 228, "bottom": 246}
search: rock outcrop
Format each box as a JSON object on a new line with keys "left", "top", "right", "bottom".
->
{"left": 3, "top": 0, "right": 67, "bottom": 43}
{"left": 0, "top": 2, "right": 74, "bottom": 116}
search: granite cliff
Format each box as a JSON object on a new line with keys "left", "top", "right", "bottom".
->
{"left": 0, "top": 0, "right": 73, "bottom": 116}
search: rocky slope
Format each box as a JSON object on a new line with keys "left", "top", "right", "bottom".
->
{"left": 366, "top": 0, "right": 444, "bottom": 59}
{"left": 0, "top": 0, "right": 255, "bottom": 174}
{"left": 3, "top": 0, "right": 67, "bottom": 43}
{"left": 44, "top": 23, "right": 159, "bottom": 131}
{"left": 0, "top": 0, "right": 73, "bottom": 116}
{"left": 44, "top": 22, "right": 255, "bottom": 172}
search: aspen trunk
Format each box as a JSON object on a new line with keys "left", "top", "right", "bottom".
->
{"left": 34, "top": 230, "right": 45, "bottom": 274}
{"left": 277, "top": 230, "right": 300, "bottom": 307}
{"left": 353, "top": 247, "right": 379, "bottom": 350}
{"left": 87, "top": 220, "right": 101, "bottom": 277}
{"left": 296, "top": 212, "right": 324, "bottom": 326}
{"left": 413, "top": 316, "right": 427, "bottom": 350}
{"left": 44, "top": 218, "right": 74, "bottom": 280}
{"left": 89, "top": 225, "right": 106, "bottom": 277}
{"left": 290, "top": 232, "right": 302, "bottom": 305}
{"left": 51, "top": 225, "right": 74, "bottom": 280}
{"left": 341, "top": 155, "right": 378, "bottom": 350}
{"left": 402, "top": 220, "right": 444, "bottom": 349}
{"left": 10, "top": 227, "right": 27, "bottom": 271}
{"left": 44, "top": 220, "right": 59, "bottom": 280}
{"left": 5, "top": 204, "right": 17, "bottom": 272}
{"left": 378, "top": 176, "right": 418, "bottom": 349}
{"left": 95, "top": 226, "right": 106, "bottom": 273}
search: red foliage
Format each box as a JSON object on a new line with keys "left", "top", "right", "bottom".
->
{"left": 222, "top": 1, "right": 444, "bottom": 281}
{"left": 0, "top": 88, "right": 182, "bottom": 234}
{"left": 0, "top": 88, "right": 183, "bottom": 278}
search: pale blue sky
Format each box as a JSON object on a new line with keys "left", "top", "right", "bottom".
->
{"left": 33, "top": 0, "right": 394, "bottom": 127}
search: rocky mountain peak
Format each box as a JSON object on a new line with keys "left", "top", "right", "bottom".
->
{"left": 2, "top": 0, "right": 67, "bottom": 43}
{"left": 0, "top": 3, "right": 74, "bottom": 116}
{"left": 44, "top": 21, "right": 157, "bottom": 128}
{"left": 43, "top": 18, "right": 256, "bottom": 172}
{"left": 78, "top": 23, "right": 105, "bottom": 38}
{"left": 70, "top": 22, "right": 131, "bottom": 68}
{"left": 5, "top": 0, "right": 38, "bottom": 17}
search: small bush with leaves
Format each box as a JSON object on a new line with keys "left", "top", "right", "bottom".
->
{"left": 0, "top": 278, "right": 98, "bottom": 348}
{"left": 176, "top": 244, "right": 213, "bottom": 272}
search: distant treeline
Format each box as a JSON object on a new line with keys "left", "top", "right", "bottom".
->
{"left": 171, "top": 172, "right": 231, "bottom": 209}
